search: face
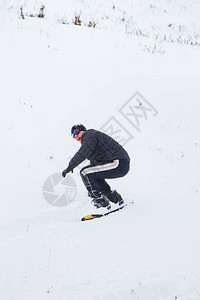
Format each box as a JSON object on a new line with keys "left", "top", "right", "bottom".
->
{"left": 74, "top": 130, "right": 84, "bottom": 143}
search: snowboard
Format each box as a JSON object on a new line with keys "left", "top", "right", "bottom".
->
{"left": 81, "top": 201, "right": 133, "bottom": 221}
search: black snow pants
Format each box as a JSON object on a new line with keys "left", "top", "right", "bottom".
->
{"left": 80, "top": 159, "right": 130, "bottom": 198}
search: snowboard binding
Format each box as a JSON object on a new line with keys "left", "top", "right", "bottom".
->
{"left": 92, "top": 196, "right": 111, "bottom": 210}
{"left": 104, "top": 190, "right": 124, "bottom": 205}
{"left": 92, "top": 190, "right": 124, "bottom": 210}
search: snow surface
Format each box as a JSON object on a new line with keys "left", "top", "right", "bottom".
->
{"left": 0, "top": 1, "right": 200, "bottom": 299}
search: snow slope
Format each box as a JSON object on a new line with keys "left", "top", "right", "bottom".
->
{"left": 0, "top": 1, "right": 200, "bottom": 299}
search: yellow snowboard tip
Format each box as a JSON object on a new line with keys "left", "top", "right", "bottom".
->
{"left": 84, "top": 215, "right": 94, "bottom": 220}
{"left": 81, "top": 215, "right": 94, "bottom": 221}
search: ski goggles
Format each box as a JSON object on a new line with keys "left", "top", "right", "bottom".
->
{"left": 72, "top": 129, "right": 80, "bottom": 138}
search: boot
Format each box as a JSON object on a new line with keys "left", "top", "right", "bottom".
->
{"left": 104, "top": 190, "right": 124, "bottom": 205}
{"left": 92, "top": 196, "right": 111, "bottom": 209}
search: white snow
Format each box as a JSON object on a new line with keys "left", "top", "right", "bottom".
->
{"left": 0, "top": 0, "right": 200, "bottom": 299}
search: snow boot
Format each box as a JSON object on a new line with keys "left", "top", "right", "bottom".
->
{"left": 92, "top": 196, "right": 111, "bottom": 209}
{"left": 103, "top": 190, "right": 124, "bottom": 206}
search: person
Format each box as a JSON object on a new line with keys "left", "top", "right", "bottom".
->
{"left": 62, "top": 124, "right": 130, "bottom": 209}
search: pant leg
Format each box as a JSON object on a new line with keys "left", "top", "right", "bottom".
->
{"left": 80, "top": 168, "right": 111, "bottom": 197}
{"left": 80, "top": 159, "right": 130, "bottom": 197}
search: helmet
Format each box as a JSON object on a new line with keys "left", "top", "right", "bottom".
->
{"left": 71, "top": 124, "right": 87, "bottom": 135}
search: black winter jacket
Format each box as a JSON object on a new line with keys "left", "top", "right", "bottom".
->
{"left": 68, "top": 129, "right": 130, "bottom": 171}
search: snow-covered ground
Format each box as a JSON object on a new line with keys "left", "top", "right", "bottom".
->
{"left": 0, "top": 1, "right": 200, "bottom": 299}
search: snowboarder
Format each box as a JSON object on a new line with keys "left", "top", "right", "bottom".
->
{"left": 62, "top": 124, "right": 130, "bottom": 208}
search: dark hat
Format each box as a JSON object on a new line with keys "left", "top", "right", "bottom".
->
{"left": 71, "top": 124, "right": 87, "bottom": 135}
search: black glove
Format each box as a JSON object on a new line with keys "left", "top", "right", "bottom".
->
{"left": 62, "top": 167, "right": 73, "bottom": 178}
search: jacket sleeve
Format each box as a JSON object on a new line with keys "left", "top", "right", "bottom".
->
{"left": 68, "top": 131, "right": 97, "bottom": 170}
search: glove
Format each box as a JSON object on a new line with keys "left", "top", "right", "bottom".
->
{"left": 62, "top": 167, "right": 73, "bottom": 178}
